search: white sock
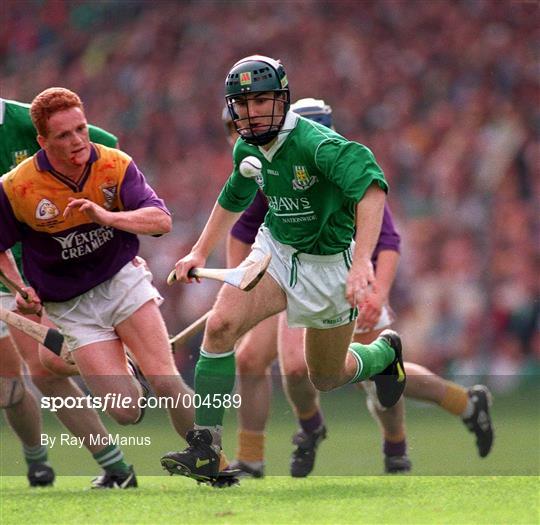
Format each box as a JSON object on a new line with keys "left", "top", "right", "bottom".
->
{"left": 461, "top": 398, "right": 475, "bottom": 419}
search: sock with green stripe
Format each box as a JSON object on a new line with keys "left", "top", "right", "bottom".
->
{"left": 194, "top": 348, "right": 236, "bottom": 437}
{"left": 348, "top": 338, "right": 395, "bottom": 383}
{"left": 23, "top": 444, "right": 48, "bottom": 465}
{"left": 93, "top": 444, "right": 130, "bottom": 474}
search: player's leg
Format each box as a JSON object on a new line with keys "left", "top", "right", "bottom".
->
{"left": 44, "top": 259, "right": 192, "bottom": 431}
{"left": 355, "top": 326, "right": 411, "bottom": 474}
{"left": 404, "top": 362, "right": 494, "bottom": 457}
{"left": 25, "top": 310, "right": 77, "bottom": 376}
{"left": 161, "top": 271, "right": 287, "bottom": 481}
{"left": 304, "top": 322, "right": 402, "bottom": 395}
{"left": 72, "top": 340, "right": 147, "bottom": 424}
{"left": 277, "top": 313, "right": 327, "bottom": 477}
{"left": 17, "top": 330, "right": 137, "bottom": 488}
{"left": 115, "top": 299, "right": 195, "bottom": 439}
{"left": 231, "top": 314, "right": 278, "bottom": 477}
{"left": 0, "top": 329, "right": 55, "bottom": 487}
{"left": 38, "top": 345, "right": 78, "bottom": 376}
{"left": 291, "top": 250, "right": 405, "bottom": 404}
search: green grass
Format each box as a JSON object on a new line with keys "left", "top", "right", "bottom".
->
{"left": 0, "top": 475, "right": 538, "bottom": 524}
{"left": 1, "top": 386, "right": 539, "bottom": 523}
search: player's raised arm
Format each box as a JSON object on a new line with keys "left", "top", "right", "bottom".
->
{"left": 64, "top": 197, "right": 171, "bottom": 236}
{"left": 64, "top": 157, "right": 172, "bottom": 236}
{"left": 173, "top": 202, "right": 241, "bottom": 283}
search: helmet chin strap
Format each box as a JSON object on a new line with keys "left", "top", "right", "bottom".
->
{"left": 238, "top": 120, "right": 283, "bottom": 146}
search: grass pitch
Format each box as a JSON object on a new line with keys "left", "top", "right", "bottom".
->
{"left": 1, "top": 475, "right": 538, "bottom": 524}
{"left": 1, "top": 385, "right": 538, "bottom": 523}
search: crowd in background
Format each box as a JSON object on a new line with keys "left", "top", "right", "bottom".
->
{"left": 2, "top": 0, "right": 538, "bottom": 390}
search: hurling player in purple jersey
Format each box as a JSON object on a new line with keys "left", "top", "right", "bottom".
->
{"left": 226, "top": 98, "right": 493, "bottom": 477}
{"left": 0, "top": 88, "right": 196, "bottom": 488}
{"left": 0, "top": 96, "right": 144, "bottom": 488}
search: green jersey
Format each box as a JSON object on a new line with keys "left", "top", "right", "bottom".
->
{"left": 218, "top": 112, "right": 388, "bottom": 255}
{"left": 0, "top": 98, "right": 118, "bottom": 292}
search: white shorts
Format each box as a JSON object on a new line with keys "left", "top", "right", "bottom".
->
{"left": 248, "top": 226, "right": 357, "bottom": 329}
{"left": 354, "top": 304, "right": 395, "bottom": 334}
{"left": 0, "top": 292, "right": 16, "bottom": 339}
{"left": 44, "top": 259, "right": 162, "bottom": 352}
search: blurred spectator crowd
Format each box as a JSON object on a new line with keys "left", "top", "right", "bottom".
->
{"left": 1, "top": 0, "right": 538, "bottom": 390}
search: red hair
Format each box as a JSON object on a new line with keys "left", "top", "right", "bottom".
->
{"left": 30, "top": 87, "right": 84, "bottom": 137}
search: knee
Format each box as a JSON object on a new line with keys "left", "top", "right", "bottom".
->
{"left": 205, "top": 311, "right": 240, "bottom": 344}
{"left": 0, "top": 377, "right": 25, "bottom": 408}
{"left": 108, "top": 406, "right": 141, "bottom": 426}
{"left": 284, "top": 363, "right": 308, "bottom": 386}
{"left": 309, "top": 373, "right": 338, "bottom": 392}
{"left": 236, "top": 346, "right": 267, "bottom": 376}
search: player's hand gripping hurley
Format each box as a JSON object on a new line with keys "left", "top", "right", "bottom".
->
{"left": 167, "top": 254, "right": 272, "bottom": 292}
{"left": 0, "top": 268, "right": 43, "bottom": 317}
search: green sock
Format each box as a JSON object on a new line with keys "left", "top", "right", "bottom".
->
{"left": 194, "top": 349, "right": 236, "bottom": 427}
{"left": 93, "top": 444, "right": 130, "bottom": 473}
{"left": 23, "top": 444, "right": 48, "bottom": 465}
{"left": 348, "top": 339, "right": 395, "bottom": 383}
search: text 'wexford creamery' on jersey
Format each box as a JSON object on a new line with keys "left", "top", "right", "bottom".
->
{"left": 218, "top": 112, "right": 388, "bottom": 255}
{"left": 0, "top": 143, "right": 169, "bottom": 302}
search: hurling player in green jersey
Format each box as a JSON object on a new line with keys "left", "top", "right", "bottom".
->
{"left": 0, "top": 97, "right": 139, "bottom": 488}
{"left": 161, "top": 55, "right": 407, "bottom": 482}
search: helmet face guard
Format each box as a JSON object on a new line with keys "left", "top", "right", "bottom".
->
{"left": 225, "top": 55, "right": 290, "bottom": 146}
{"left": 226, "top": 91, "right": 290, "bottom": 146}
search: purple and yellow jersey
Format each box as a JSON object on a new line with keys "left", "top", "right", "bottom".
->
{"left": 231, "top": 197, "right": 400, "bottom": 261}
{"left": 0, "top": 143, "right": 169, "bottom": 302}
{"left": 0, "top": 97, "right": 118, "bottom": 293}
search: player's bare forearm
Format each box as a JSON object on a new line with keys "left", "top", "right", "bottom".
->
{"left": 0, "top": 251, "right": 42, "bottom": 313}
{"left": 345, "top": 184, "right": 386, "bottom": 306}
{"left": 192, "top": 202, "right": 241, "bottom": 259}
{"left": 373, "top": 249, "right": 400, "bottom": 301}
{"left": 352, "top": 184, "right": 386, "bottom": 263}
{"left": 106, "top": 207, "right": 172, "bottom": 235}
{"left": 0, "top": 250, "right": 25, "bottom": 289}
{"left": 173, "top": 203, "right": 241, "bottom": 284}
{"left": 64, "top": 197, "right": 171, "bottom": 235}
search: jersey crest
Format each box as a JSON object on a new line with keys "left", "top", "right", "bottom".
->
{"left": 292, "top": 165, "right": 317, "bottom": 191}
{"left": 100, "top": 181, "right": 117, "bottom": 210}
{"left": 12, "top": 149, "right": 30, "bottom": 168}
{"left": 35, "top": 198, "right": 60, "bottom": 221}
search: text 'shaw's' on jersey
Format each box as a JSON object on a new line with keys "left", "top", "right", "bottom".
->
{"left": 219, "top": 112, "right": 388, "bottom": 255}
